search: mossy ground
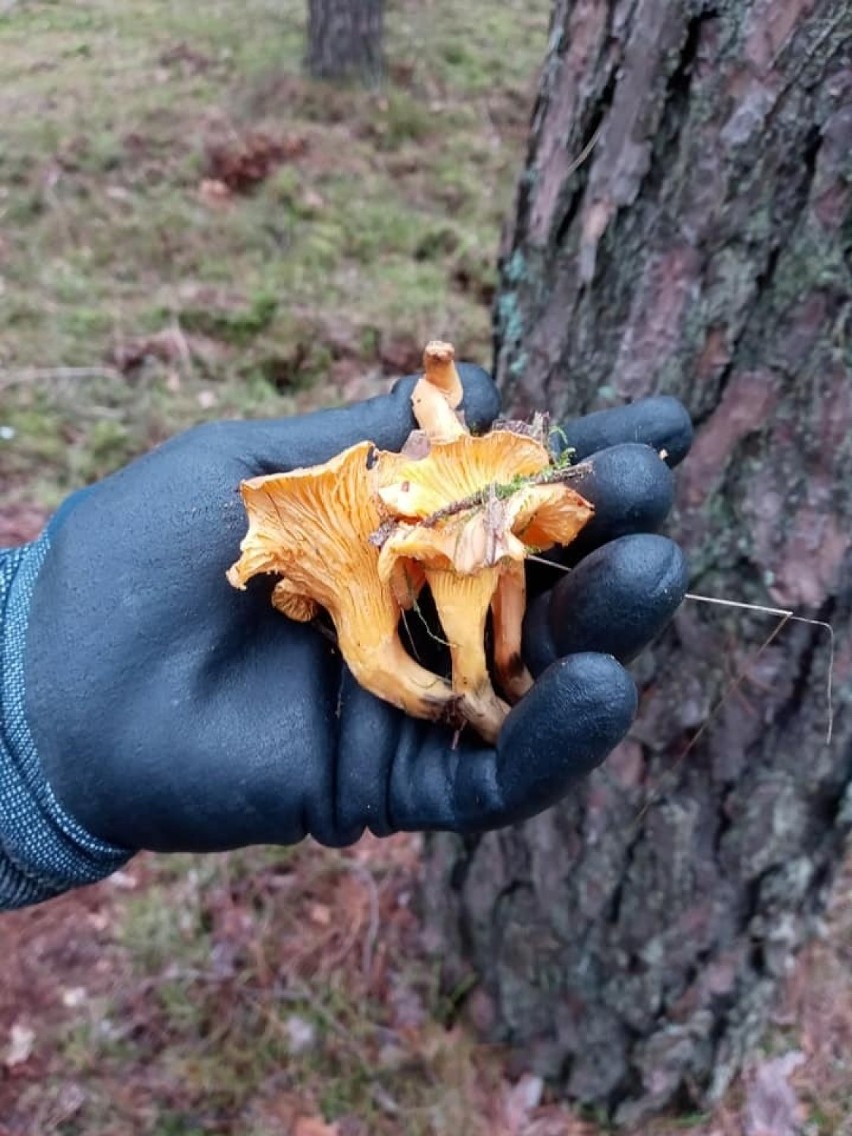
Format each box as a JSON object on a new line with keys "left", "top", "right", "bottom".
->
{"left": 1, "top": 0, "right": 545, "bottom": 510}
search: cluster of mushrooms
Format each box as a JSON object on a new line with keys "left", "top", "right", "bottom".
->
{"left": 227, "top": 342, "right": 594, "bottom": 743}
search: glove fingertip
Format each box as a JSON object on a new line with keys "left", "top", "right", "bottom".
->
{"left": 647, "top": 395, "right": 694, "bottom": 465}
{"left": 564, "top": 395, "right": 694, "bottom": 466}
{"left": 495, "top": 653, "right": 636, "bottom": 822}
{"left": 570, "top": 443, "right": 675, "bottom": 554}
{"left": 544, "top": 534, "right": 688, "bottom": 665}
{"left": 456, "top": 362, "right": 502, "bottom": 431}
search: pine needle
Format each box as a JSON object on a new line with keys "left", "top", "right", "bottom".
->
{"left": 683, "top": 592, "right": 835, "bottom": 746}
{"left": 565, "top": 122, "right": 604, "bottom": 179}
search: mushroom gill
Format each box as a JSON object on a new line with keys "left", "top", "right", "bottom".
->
{"left": 226, "top": 440, "right": 455, "bottom": 721}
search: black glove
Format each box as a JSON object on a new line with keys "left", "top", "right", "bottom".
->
{"left": 24, "top": 367, "right": 691, "bottom": 854}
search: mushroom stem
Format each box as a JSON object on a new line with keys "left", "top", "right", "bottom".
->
{"left": 491, "top": 562, "right": 534, "bottom": 703}
{"left": 426, "top": 566, "right": 509, "bottom": 744}
{"left": 422, "top": 340, "right": 463, "bottom": 406}
{"left": 337, "top": 618, "right": 455, "bottom": 720}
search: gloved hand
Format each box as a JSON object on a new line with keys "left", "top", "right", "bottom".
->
{"left": 21, "top": 367, "right": 691, "bottom": 855}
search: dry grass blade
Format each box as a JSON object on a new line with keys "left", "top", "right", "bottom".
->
{"left": 638, "top": 590, "right": 835, "bottom": 828}
{"left": 683, "top": 593, "right": 835, "bottom": 745}
{"left": 564, "top": 121, "right": 604, "bottom": 178}
{"left": 0, "top": 366, "right": 125, "bottom": 391}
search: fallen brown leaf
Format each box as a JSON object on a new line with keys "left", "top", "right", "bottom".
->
{"left": 294, "top": 1116, "right": 339, "bottom": 1136}
{"left": 502, "top": 1073, "right": 544, "bottom": 1134}
{"left": 198, "top": 177, "right": 233, "bottom": 208}
{"left": 743, "top": 1051, "right": 806, "bottom": 1136}
{"left": 108, "top": 328, "right": 224, "bottom": 374}
{"left": 204, "top": 129, "right": 307, "bottom": 193}
{"left": 4, "top": 1021, "right": 35, "bottom": 1068}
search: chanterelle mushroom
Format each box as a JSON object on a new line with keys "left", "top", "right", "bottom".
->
{"left": 227, "top": 341, "right": 594, "bottom": 744}
{"left": 226, "top": 440, "right": 456, "bottom": 721}
{"left": 375, "top": 421, "right": 593, "bottom": 742}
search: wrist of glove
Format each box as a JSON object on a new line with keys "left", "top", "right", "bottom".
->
{"left": 4, "top": 366, "right": 692, "bottom": 881}
{"left": 0, "top": 538, "right": 130, "bottom": 909}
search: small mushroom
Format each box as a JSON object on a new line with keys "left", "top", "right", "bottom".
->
{"left": 376, "top": 508, "right": 510, "bottom": 740}
{"left": 413, "top": 340, "right": 465, "bottom": 442}
{"left": 226, "top": 440, "right": 456, "bottom": 721}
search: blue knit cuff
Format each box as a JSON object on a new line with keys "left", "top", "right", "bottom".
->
{"left": 1, "top": 534, "right": 131, "bottom": 910}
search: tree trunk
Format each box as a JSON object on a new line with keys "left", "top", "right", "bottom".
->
{"left": 426, "top": 0, "right": 852, "bottom": 1124}
{"left": 305, "top": 0, "right": 384, "bottom": 85}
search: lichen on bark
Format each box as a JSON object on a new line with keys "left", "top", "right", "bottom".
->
{"left": 427, "top": 0, "right": 852, "bottom": 1123}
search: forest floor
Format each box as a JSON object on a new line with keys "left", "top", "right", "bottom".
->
{"left": 2, "top": 2, "right": 851, "bottom": 1134}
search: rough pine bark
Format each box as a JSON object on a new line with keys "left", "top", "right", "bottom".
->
{"left": 426, "top": 0, "right": 852, "bottom": 1123}
{"left": 305, "top": 0, "right": 384, "bottom": 85}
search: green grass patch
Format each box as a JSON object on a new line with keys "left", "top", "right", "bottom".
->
{"left": 0, "top": 0, "right": 550, "bottom": 510}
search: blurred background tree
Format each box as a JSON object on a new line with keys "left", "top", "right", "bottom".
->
{"left": 427, "top": 0, "right": 851, "bottom": 1124}
{"left": 305, "top": 0, "right": 384, "bottom": 84}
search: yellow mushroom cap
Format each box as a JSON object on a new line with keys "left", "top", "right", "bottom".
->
{"left": 377, "top": 505, "right": 522, "bottom": 583}
{"left": 376, "top": 431, "right": 594, "bottom": 571}
{"left": 377, "top": 482, "right": 592, "bottom": 580}
{"left": 508, "top": 481, "right": 595, "bottom": 550}
{"left": 376, "top": 432, "right": 550, "bottom": 520}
